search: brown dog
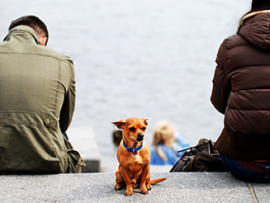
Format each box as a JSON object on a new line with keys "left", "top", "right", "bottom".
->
{"left": 112, "top": 117, "right": 166, "bottom": 196}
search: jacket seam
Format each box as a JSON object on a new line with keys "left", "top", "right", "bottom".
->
{"left": 0, "top": 52, "right": 69, "bottom": 63}
{"left": 0, "top": 110, "right": 40, "bottom": 114}
{"left": 0, "top": 123, "right": 45, "bottom": 129}
{"left": 54, "top": 61, "right": 61, "bottom": 115}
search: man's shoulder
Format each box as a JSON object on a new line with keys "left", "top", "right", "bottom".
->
{"left": 0, "top": 41, "right": 73, "bottom": 65}
{"left": 37, "top": 46, "right": 73, "bottom": 64}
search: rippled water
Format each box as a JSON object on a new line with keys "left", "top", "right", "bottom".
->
{"left": 0, "top": 0, "right": 249, "bottom": 164}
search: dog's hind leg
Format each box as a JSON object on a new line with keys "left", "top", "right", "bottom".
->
{"left": 146, "top": 174, "right": 152, "bottom": 190}
{"left": 115, "top": 170, "right": 124, "bottom": 190}
{"left": 131, "top": 178, "right": 139, "bottom": 188}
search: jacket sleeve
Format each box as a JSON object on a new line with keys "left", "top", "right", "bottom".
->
{"left": 210, "top": 39, "right": 231, "bottom": 114}
{"left": 60, "top": 60, "right": 76, "bottom": 134}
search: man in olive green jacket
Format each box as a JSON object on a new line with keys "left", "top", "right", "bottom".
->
{"left": 0, "top": 16, "right": 84, "bottom": 174}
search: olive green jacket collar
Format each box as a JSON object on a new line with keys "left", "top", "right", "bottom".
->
{"left": 3, "top": 25, "right": 41, "bottom": 45}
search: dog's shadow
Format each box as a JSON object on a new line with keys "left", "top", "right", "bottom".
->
{"left": 115, "top": 184, "right": 153, "bottom": 196}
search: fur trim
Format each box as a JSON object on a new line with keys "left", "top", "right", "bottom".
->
{"left": 240, "top": 9, "right": 270, "bottom": 27}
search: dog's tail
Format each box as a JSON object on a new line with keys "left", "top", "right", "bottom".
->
{"left": 150, "top": 178, "right": 167, "bottom": 185}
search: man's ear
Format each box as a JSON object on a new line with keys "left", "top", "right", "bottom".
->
{"left": 40, "top": 37, "right": 48, "bottom": 46}
{"left": 143, "top": 118, "right": 148, "bottom": 126}
{"left": 112, "top": 120, "right": 126, "bottom": 129}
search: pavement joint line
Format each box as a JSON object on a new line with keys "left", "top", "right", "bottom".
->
{"left": 246, "top": 182, "right": 259, "bottom": 203}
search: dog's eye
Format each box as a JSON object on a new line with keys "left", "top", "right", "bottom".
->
{"left": 129, "top": 127, "right": 136, "bottom": 132}
{"left": 141, "top": 127, "right": 146, "bottom": 131}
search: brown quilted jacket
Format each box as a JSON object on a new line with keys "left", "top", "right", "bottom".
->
{"left": 211, "top": 12, "right": 270, "bottom": 160}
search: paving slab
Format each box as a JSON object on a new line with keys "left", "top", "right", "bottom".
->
{"left": 1, "top": 172, "right": 267, "bottom": 203}
{"left": 252, "top": 183, "right": 270, "bottom": 203}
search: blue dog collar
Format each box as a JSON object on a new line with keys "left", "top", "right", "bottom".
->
{"left": 123, "top": 140, "right": 143, "bottom": 153}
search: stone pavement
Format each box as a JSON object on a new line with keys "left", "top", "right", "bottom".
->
{"left": 0, "top": 172, "right": 269, "bottom": 203}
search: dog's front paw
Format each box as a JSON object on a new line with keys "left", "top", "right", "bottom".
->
{"left": 140, "top": 186, "right": 149, "bottom": 195}
{"left": 146, "top": 184, "right": 152, "bottom": 190}
{"left": 125, "top": 187, "right": 133, "bottom": 196}
{"left": 114, "top": 183, "right": 122, "bottom": 190}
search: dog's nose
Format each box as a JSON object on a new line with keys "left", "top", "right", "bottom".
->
{"left": 137, "top": 133, "right": 144, "bottom": 141}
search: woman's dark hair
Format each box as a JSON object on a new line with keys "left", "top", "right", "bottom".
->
{"left": 9, "top": 15, "right": 49, "bottom": 43}
{"left": 251, "top": 0, "right": 270, "bottom": 11}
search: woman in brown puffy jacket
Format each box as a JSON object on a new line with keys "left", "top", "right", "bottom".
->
{"left": 211, "top": 0, "right": 270, "bottom": 182}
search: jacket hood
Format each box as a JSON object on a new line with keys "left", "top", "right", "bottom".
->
{"left": 238, "top": 11, "right": 270, "bottom": 50}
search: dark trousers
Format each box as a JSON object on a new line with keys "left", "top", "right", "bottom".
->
{"left": 221, "top": 155, "right": 270, "bottom": 182}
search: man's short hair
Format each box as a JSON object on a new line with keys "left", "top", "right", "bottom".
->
{"left": 9, "top": 15, "right": 49, "bottom": 44}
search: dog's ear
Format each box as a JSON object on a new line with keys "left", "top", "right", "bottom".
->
{"left": 143, "top": 118, "right": 148, "bottom": 126}
{"left": 112, "top": 120, "right": 126, "bottom": 129}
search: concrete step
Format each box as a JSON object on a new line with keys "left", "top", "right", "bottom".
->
{"left": 1, "top": 172, "right": 269, "bottom": 202}
{"left": 67, "top": 127, "right": 101, "bottom": 172}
